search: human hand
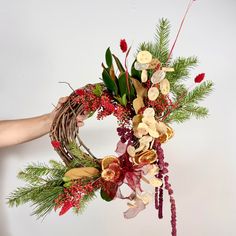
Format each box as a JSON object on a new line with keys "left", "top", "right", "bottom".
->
{"left": 76, "top": 111, "right": 89, "bottom": 128}
{"left": 49, "top": 96, "right": 68, "bottom": 123}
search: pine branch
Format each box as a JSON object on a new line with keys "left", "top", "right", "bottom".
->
{"left": 154, "top": 18, "right": 170, "bottom": 62}
{"left": 17, "top": 161, "right": 67, "bottom": 185}
{"left": 183, "top": 81, "right": 214, "bottom": 105}
{"left": 138, "top": 19, "right": 170, "bottom": 63}
{"left": 167, "top": 56, "right": 198, "bottom": 85}
{"left": 68, "top": 142, "right": 100, "bottom": 168}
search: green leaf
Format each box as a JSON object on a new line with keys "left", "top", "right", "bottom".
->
{"left": 102, "top": 69, "right": 118, "bottom": 95}
{"left": 100, "top": 189, "right": 113, "bottom": 202}
{"left": 131, "top": 61, "right": 141, "bottom": 80}
{"left": 105, "top": 47, "right": 113, "bottom": 68}
{"left": 92, "top": 84, "right": 103, "bottom": 97}
{"left": 118, "top": 72, "right": 127, "bottom": 96}
{"left": 112, "top": 54, "right": 125, "bottom": 73}
{"left": 121, "top": 94, "right": 127, "bottom": 106}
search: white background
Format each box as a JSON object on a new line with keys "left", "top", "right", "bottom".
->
{"left": 0, "top": 0, "right": 235, "bottom": 235}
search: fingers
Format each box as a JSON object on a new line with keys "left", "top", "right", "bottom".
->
{"left": 76, "top": 113, "right": 89, "bottom": 128}
{"left": 55, "top": 96, "right": 68, "bottom": 110}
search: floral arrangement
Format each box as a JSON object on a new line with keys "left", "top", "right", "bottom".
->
{"left": 8, "top": 15, "right": 213, "bottom": 236}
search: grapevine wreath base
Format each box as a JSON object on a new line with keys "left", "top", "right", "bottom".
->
{"left": 8, "top": 13, "right": 213, "bottom": 236}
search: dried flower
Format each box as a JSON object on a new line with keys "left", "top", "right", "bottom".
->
{"left": 120, "top": 39, "right": 128, "bottom": 53}
{"left": 194, "top": 73, "right": 205, "bottom": 83}
{"left": 51, "top": 140, "right": 61, "bottom": 148}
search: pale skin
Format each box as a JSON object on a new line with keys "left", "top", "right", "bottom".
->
{"left": 0, "top": 97, "right": 86, "bottom": 148}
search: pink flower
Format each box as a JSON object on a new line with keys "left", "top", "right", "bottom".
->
{"left": 120, "top": 39, "right": 128, "bottom": 53}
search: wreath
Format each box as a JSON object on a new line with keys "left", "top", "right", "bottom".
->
{"left": 8, "top": 18, "right": 213, "bottom": 236}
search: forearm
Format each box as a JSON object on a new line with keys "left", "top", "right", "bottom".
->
{"left": 0, "top": 113, "right": 53, "bottom": 148}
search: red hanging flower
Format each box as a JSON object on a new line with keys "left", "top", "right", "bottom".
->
{"left": 194, "top": 73, "right": 205, "bottom": 83}
{"left": 120, "top": 39, "right": 128, "bottom": 53}
{"left": 59, "top": 201, "right": 73, "bottom": 216}
{"left": 51, "top": 140, "right": 61, "bottom": 148}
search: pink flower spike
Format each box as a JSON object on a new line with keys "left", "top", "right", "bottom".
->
{"left": 120, "top": 39, "right": 128, "bottom": 53}
{"left": 194, "top": 73, "right": 205, "bottom": 83}
{"left": 51, "top": 140, "right": 61, "bottom": 149}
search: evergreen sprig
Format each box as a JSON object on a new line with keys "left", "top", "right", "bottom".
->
{"left": 138, "top": 18, "right": 170, "bottom": 63}
{"left": 68, "top": 141, "right": 100, "bottom": 168}
{"left": 7, "top": 160, "right": 67, "bottom": 218}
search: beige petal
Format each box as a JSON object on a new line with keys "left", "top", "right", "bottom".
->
{"left": 136, "top": 122, "right": 149, "bottom": 137}
{"left": 139, "top": 135, "right": 153, "bottom": 145}
{"left": 127, "top": 145, "right": 136, "bottom": 157}
{"left": 160, "top": 79, "right": 170, "bottom": 95}
{"left": 150, "top": 70, "right": 166, "bottom": 84}
{"left": 148, "top": 87, "right": 159, "bottom": 101}
{"left": 148, "top": 165, "right": 160, "bottom": 176}
{"left": 133, "top": 97, "right": 145, "bottom": 114}
{"left": 156, "top": 121, "right": 168, "bottom": 134}
{"left": 135, "top": 144, "right": 145, "bottom": 153}
{"left": 141, "top": 69, "right": 148, "bottom": 83}
{"left": 143, "top": 107, "right": 155, "bottom": 117}
{"left": 148, "top": 128, "right": 160, "bottom": 138}
{"left": 149, "top": 177, "right": 163, "bottom": 187}
{"left": 137, "top": 51, "right": 152, "bottom": 64}
{"left": 137, "top": 192, "right": 153, "bottom": 205}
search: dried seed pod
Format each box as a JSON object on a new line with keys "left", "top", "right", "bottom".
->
{"left": 160, "top": 79, "right": 170, "bottom": 95}
{"left": 148, "top": 87, "right": 159, "bottom": 101}
{"left": 137, "top": 51, "right": 152, "bottom": 64}
{"left": 150, "top": 70, "right": 166, "bottom": 84}
{"left": 141, "top": 69, "right": 148, "bottom": 83}
{"left": 134, "top": 61, "right": 149, "bottom": 71}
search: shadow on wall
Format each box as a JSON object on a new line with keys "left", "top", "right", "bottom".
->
{"left": 0, "top": 137, "right": 52, "bottom": 236}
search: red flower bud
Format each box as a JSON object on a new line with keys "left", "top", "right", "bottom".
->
{"left": 51, "top": 140, "right": 61, "bottom": 148}
{"left": 120, "top": 39, "right": 128, "bottom": 53}
{"left": 194, "top": 73, "right": 205, "bottom": 83}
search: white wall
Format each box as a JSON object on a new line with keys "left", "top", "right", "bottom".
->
{"left": 0, "top": 0, "right": 235, "bottom": 235}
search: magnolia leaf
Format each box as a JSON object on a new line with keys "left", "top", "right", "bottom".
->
{"left": 131, "top": 78, "right": 147, "bottom": 98}
{"left": 64, "top": 167, "right": 100, "bottom": 180}
{"left": 109, "top": 65, "right": 116, "bottom": 81}
{"left": 121, "top": 94, "right": 127, "bottom": 106}
{"left": 131, "top": 61, "right": 141, "bottom": 80}
{"left": 118, "top": 72, "right": 127, "bottom": 96}
{"left": 102, "top": 69, "right": 118, "bottom": 95}
{"left": 112, "top": 54, "right": 125, "bottom": 73}
{"left": 100, "top": 189, "right": 114, "bottom": 202}
{"left": 105, "top": 47, "right": 113, "bottom": 68}
{"left": 133, "top": 97, "right": 145, "bottom": 114}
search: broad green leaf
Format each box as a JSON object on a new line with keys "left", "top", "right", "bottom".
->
{"left": 105, "top": 47, "right": 113, "bottom": 68}
{"left": 112, "top": 54, "right": 125, "bottom": 73}
{"left": 131, "top": 60, "right": 141, "bottom": 81}
{"left": 118, "top": 72, "right": 127, "bottom": 96}
{"left": 100, "top": 189, "right": 114, "bottom": 202}
{"left": 121, "top": 94, "right": 127, "bottom": 106}
{"left": 102, "top": 69, "right": 118, "bottom": 95}
{"left": 92, "top": 84, "right": 103, "bottom": 97}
